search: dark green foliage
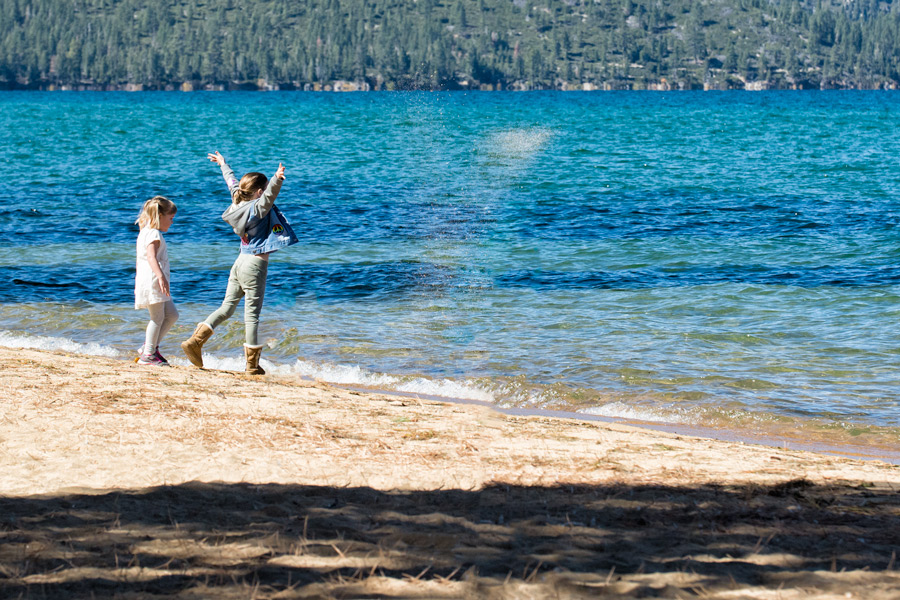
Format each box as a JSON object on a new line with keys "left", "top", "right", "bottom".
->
{"left": 2, "top": 0, "right": 899, "bottom": 90}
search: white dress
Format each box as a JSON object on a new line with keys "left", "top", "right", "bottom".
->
{"left": 134, "top": 228, "right": 171, "bottom": 309}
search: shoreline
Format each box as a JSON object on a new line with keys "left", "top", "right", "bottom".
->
{"left": 3, "top": 343, "right": 897, "bottom": 490}
{"left": 3, "top": 329, "right": 898, "bottom": 464}
{"left": 3, "top": 87, "right": 899, "bottom": 92}
{"left": 339, "top": 385, "right": 900, "bottom": 466}
{"left": 2, "top": 345, "right": 900, "bottom": 598}
{"left": 7, "top": 334, "right": 900, "bottom": 465}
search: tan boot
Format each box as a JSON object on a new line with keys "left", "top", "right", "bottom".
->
{"left": 244, "top": 344, "right": 266, "bottom": 375}
{"left": 181, "top": 322, "right": 213, "bottom": 368}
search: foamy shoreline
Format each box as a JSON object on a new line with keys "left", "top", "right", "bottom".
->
{"left": 1, "top": 344, "right": 896, "bottom": 492}
{"left": 3, "top": 328, "right": 898, "bottom": 466}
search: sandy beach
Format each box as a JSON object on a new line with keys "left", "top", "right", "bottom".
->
{"left": 1, "top": 346, "right": 898, "bottom": 598}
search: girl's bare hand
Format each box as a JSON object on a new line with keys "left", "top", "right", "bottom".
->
{"left": 207, "top": 151, "right": 226, "bottom": 165}
{"left": 158, "top": 277, "right": 170, "bottom": 298}
{"left": 276, "top": 162, "right": 285, "bottom": 180}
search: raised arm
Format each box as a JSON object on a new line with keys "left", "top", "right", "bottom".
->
{"left": 253, "top": 162, "right": 286, "bottom": 218}
{"left": 207, "top": 151, "right": 239, "bottom": 197}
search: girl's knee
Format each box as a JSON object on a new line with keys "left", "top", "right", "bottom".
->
{"left": 147, "top": 305, "right": 166, "bottom": 326}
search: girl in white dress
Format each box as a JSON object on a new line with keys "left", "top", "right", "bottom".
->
{"left": 135, "top": 196, "right": 179, "bottom": 365}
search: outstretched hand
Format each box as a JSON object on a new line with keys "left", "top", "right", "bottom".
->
{"left": 207, "top": 151, "right": 226, "bottom": 166}
{"left": 275, "top": 162, "right": 286, "bottom": 180}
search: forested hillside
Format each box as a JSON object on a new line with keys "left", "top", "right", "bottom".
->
{"left": 2, "top": 0, "right": 900, "bottom": 90}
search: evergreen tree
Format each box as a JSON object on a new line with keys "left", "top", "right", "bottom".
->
{"left": 1, "top": 0, "right": 898, "bottom": 90}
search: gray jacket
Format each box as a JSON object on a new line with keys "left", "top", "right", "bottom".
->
{"left": 219, "top": 163, "right": 298, "bottom": 255}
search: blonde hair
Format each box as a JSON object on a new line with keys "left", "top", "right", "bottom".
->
{"left": 234, "top": 172, "right": 268, "bottom": 204}
{"left": 136, "top": 196, "right": 177, "bottom": 229}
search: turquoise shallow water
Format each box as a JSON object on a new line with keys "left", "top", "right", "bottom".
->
{"left": 2, "top": 91, "right": 900, "bottom": 449}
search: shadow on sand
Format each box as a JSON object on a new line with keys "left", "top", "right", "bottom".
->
{"left": 1, "top": 479, "right": 898, "bottom": 598}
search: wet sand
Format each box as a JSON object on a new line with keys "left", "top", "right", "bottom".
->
{"left": 1, "top": 346, "right": 898, "bottom": 598}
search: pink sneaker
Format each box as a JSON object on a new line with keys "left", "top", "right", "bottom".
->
{"left": 137, "top": 351, "right": 168, "bottom": 366}
{"left": 154, "top": 349, "right": 169, "bottom": 365}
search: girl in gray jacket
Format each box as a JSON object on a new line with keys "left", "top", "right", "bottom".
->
{"left": 181, "top": 151, "right": 299, "bottom": 374}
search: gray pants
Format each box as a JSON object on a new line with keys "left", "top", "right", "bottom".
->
{"left": 144, "top": 300, "right": 179, "bottom": 353}
{"left": 204, "top": 254, "right": 268, "bottom": 346}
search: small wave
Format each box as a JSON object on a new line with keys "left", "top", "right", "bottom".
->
{"left": 581, "top": 402, "right": 675, "bottom": 423}
{"left": 0, "top": 330, "right": 122, "bottom": 357}
{"left": 0, "top": 329, "right": 494, "bottom": 402}
{"left": 579, "top": 400, "right": 790, "bottom": 429}
{"left": 276, "top": 358, "right": 495, "bottom": 403}
{"left": 179, "top": 353, "right": 250, "bottom": 372}
{"left": 181, "top": 354, "right": 496, "bottom": 402}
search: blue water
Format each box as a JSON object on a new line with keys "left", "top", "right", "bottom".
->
{"left": 2, "top": 91, "right": 900, "bottom": 447}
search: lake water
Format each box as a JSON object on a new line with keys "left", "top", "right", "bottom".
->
{"left": 2, "top": 90, "right": 899, "bottom": 454}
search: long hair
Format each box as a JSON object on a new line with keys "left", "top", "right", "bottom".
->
{"left": 234, "top": 172, "right": 268, "bottom": 204}
{"left": 136, "top": 196, "right": 177, "bottom": 229}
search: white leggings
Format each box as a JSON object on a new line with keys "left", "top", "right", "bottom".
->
{"left": 144, "top": 300, "right": 179, "bottom": 353}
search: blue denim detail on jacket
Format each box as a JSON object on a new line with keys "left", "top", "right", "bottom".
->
{"left": 241, "top": 203, "right": 299, "bottom": 255}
